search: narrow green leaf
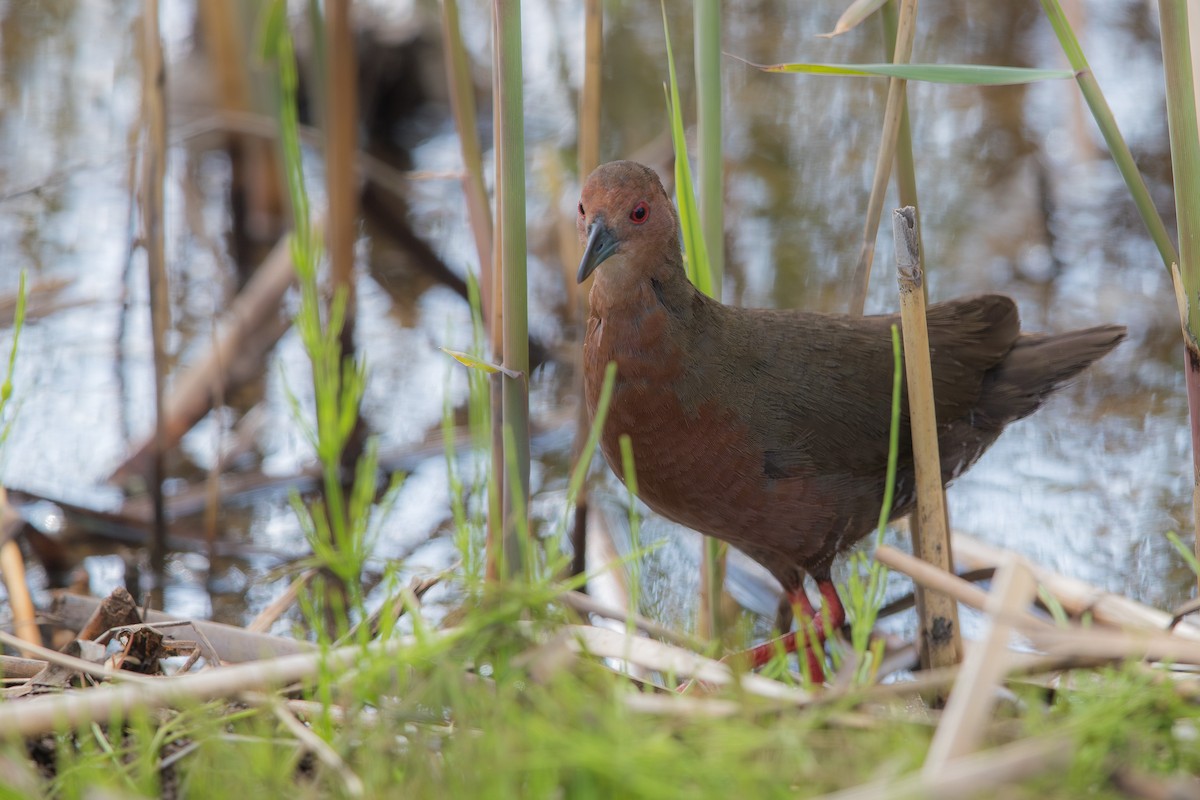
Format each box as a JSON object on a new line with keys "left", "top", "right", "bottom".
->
{"left": 440, "top": 347, "right": 521, "bottom": 378}
{"left": 566, "top": 361, "right": 618, "bottom": 506}
{"left": 662, "top": 5, "right": 714, "bottom": 297}
{"left": 740, "top": 58, "right": 1074, "bottom": 85}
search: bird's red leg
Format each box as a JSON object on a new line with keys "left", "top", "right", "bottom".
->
{"left": 743, "top": 580, "right": 847, "bottom": 682}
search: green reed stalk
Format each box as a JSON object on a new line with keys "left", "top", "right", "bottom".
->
{"left": 1040, "top": 0, "right": 1178, "bottom": 272}
{"left": 694, "top": 0, "right": 728, "bottom": 644}
{"left": 495, "top": 0, "right": 530, "bottom": 579}
{"left": 1156, "top": 0, "right": 1200, "bottom": 591}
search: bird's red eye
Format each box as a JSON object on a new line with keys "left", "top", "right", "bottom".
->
{"left": 578, "top": 202, "right": 585, "bottom": 216}
{"left": 630, "top": 201, "right": 649, "bottom": 224}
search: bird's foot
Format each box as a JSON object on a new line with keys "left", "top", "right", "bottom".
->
{"left": 742, "top": 629, "right": 827, "bottom": 684}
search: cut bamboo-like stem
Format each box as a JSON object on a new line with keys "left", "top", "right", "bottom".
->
{"left": 893, "top": 207, "right": 961, "bottom": 671}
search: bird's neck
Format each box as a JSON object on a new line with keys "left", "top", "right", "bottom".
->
{"left": 589, "top": 246, "right": 696, "bottom": 320}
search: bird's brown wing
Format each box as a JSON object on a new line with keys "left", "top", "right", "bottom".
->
{"left": 720, "top": 295, "right": 1021, "bottom": 482}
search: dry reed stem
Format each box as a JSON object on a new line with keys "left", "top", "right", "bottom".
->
{"left": 0, "top": 632, "right": 423, "bottom": 738}
{"left": 623, "top": 692, "right": 742, "bottom": 718}
{"left": 952, "top": 533, "right": 1200, "bottom": 641}
{"left": 0, "top": 537, "right": 42, "bottom": 652}
{"left": 1024, "top": 625, "right": 1200, "bottom": 666}
{"left": 440, "top": 0, "right": 494, "bottom": 326}
{"left": 559, "top": 590, "right": 704, "bottom": 651}
{"left": 247, "top": 569, "right": 317, "bottom": 634}
{"left": 53, "top": 593, "right": 315, "bottom": 662}
{"left": 264, "top": 695, "right": 365, "bottom": 798}
{"left": 566, "top": 625, "right": 810, "bottom": 702}
{"left": 848, "top": 0, "right": 918, "bottom": 315}
{"left": 1171, "top": 262, "right": 1200, "bottom": 597}
{"left": 874, "top": 545, "right": 1051, "bottom": 631}
{"left": 820, "top": 733, "right": 1074, "bottom": 800}
{"left": 893, "top": 207, "right": 961, "bottom": 671}
{"left": 139, "top": 0, "right": 170, "bottom": 591}
{"left": 0, "top": 656, "right": 49, "bottom": 681}
{"left": 0, "top": 629, "right": 148, "bottom": 685}
{"left": 923, "top": 556, "right": 1037, "bottom": 773}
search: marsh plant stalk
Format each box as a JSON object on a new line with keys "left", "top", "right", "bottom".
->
{"left": 495, "top": 0, "right": 530, "bottom": 578}
{"left": 1156, "top": 0, "right": 1200, "bottom": 592}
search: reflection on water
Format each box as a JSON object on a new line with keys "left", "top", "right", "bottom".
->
{"left": 0, "top": 0, "right": 1190, "bottom": 630}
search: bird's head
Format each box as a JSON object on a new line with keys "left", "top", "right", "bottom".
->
{"left": 576, "top": 161, "right": 679, "bottom": 284}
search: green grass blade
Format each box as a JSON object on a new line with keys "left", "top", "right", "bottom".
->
{"left": 744, "top": 59, "right": 1073, "bottom": 85}
{"left": 662, "top": 4, "right": 714, "bottom": 298}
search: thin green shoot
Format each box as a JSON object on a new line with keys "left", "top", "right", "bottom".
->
{"left": 262, "top": 6, "right": 396, "bottom": 635}
{"left": 618, "top": 433, "right": 643, "bottom": 636}
{"left": 0, "top": 270, "right": 26, "bottom": 449}
{"left": 661, "top": 3, "right": 714, "bottom": 298}
{"left": 1167, "top": 530, "right": 1200, "bottom": 576}
{"left": 1038, "top": 584, "right": 1071, "bottom": 628}
{"left": 842, "top": 324, "right": 903, "bottom": 683}
{"left": 741, "top": 58, "right": 1073, "bottom": 84}
{"left": 565, "top": 361, "right": 618, "bottom": 508}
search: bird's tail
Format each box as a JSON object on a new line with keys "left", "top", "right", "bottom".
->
{"left": 979, "top": 324, "right": 1127, "bottom": 423}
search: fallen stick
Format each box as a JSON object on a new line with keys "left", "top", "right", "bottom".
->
{"left": 923, "top": 556, "right": 1037, "bottom": 773}
{"left": 76, "top": 586, "right": 141, "bottom": 642}
{"left": 565, "top": 624, "right": 809, "bottom": 703}
{"left": 51, "top": 593, "right": 314, "bottom": 663}
{"left": 953, "top": 532, "right": 1200, "bottom": 641}
{"left": 0, "top": 631, "right": 427, "bottom": 738}
{"left": 819, "top": 733, "right": 1074, "bottom": 800}
{"left": 874, "top": 545, "right": 1052, "bottom": 631}
{"left": 0, "top": 655, "right": 48, "bottom": 681}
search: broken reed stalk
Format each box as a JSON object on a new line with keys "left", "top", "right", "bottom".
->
{"left": 923, "top": 556, "right": 1036, "bottom": 773}
{"left": 1157, "top": 0, "right": 1200, "bottom": 595}
{"left": 140, "top": 0, "right": 170, "bottom": 602}
{"left": 892, "top": 206, "right": 962, "bottom": 670}
{"left": 848, "top": 0, "right": 917, "bottom": 316}
{"left": 879, "top": 0, "right": 922, "bottom": 251}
